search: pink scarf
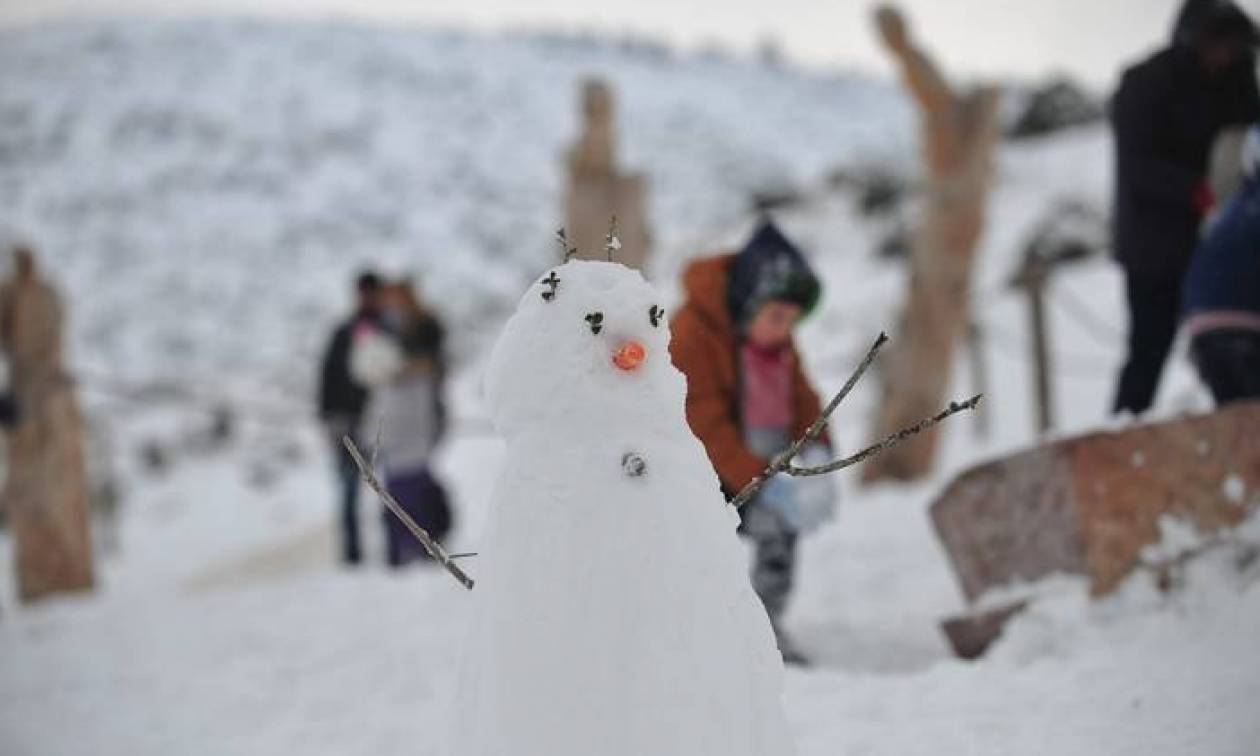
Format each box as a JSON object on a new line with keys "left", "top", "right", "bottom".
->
{"left": 740, "top": 341, "right": 792, "bottom": 431}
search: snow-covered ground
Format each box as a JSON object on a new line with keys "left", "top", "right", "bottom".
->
{"left": 2, "top": 17, "right": 1258, "bottom": 756}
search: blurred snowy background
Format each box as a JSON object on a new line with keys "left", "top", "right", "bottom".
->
{"left": 0, "top": 6, "right": 1257, "bottom": 756}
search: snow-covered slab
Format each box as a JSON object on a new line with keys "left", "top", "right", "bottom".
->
{"left": 932, "top": 401, "right": 1260, "bottom": 601}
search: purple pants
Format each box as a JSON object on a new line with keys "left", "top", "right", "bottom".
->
{"left": 384, "top": 468, "right": 453, "bottom": 567}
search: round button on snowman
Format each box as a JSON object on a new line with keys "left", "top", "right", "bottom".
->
{"left": 451, "top": 260, "right": 794, "bottom": 756}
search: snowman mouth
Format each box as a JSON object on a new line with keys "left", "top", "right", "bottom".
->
{"left": 612, "top": 340, "right": 647, "bottom": 372}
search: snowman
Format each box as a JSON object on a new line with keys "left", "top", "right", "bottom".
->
{"left": 450, "top": 260, "right": 794, "bottom": 756}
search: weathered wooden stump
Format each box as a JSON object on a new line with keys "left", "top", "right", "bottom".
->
{"left": 862, "top": 5, "right": 1002, "bottom": 483}
{"left": 1, "top": 247, "right": 94, "bottom": 602}
{"left": 563, "top": 78, "right": 651, "bottom": 270}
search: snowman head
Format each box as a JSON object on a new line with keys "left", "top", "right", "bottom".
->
{"left": 486, "top": 260, "right": 685, "bottom": 439}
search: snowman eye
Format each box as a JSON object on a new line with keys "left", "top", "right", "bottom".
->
{"left": 649, "top": 305, "right": 664, "bottom": 328}
{"left": 539, "top": 271, "right": 560, "bottom": 302}
{"left": 584, "top": 311, "right": 604, "bottom": 335}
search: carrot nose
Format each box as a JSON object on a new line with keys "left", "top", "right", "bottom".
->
{"left": 612, "top": 340, "right": 647, "bottom": 372}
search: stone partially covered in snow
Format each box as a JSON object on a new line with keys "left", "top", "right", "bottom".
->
{"left": 931, "top": 401, "right": 1260, "bottom": 602}
{"left": 453, "top": 260, "right": 792, "bottom": 756}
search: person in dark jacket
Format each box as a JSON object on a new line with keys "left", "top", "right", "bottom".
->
{"left": 1181, "top": 124, "right": 1260, "bottom": 405}
{"left": 670, "top": 220, "right": 834, "bottom": 665}
{"left": 318, "top": 271, "right": 384, "bottom": 565}
{"left": 1110, "top": 0, "right": 1260, "bottom": 415}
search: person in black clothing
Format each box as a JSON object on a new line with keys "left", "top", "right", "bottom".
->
{"left": 1110, "top": 0, "right": 1260, "bottom": 415}
{"left": 318, "top": 271, "right": 384, "bottom": 565}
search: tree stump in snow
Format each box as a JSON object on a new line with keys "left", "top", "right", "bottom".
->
{"left": 1, "top": 246, "right": 94, "bottom": 602}
{"left": 931, "top": 401, "right": 1260, "bottom": 603}
{"left": 862, "top": 5, "right": 1002, "bottom": 483}
{"left": 564, "top": 79, "right": 652, "bottom": 270}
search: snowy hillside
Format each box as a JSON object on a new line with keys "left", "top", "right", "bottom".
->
{"left": 2, "top": 16, "right": 1258, "bottom": 756}
{"left": 0, "top": 16, "right": 911, "bottom": 404}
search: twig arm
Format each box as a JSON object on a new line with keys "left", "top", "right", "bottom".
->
{"left": 729, "top": 332, "right": 888, "bottom": 510}
{"left": 785, "top": 394, "right": 982, "bottom": 477}
{"left": 342, "top": 436, "right": 475, "bottom": 590}
{"left": 729, "top": 332, "right": 983, "bottom": 510}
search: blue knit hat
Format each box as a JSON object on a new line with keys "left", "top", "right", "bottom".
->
{"left": 726, "top": 220, "right": 821, "bottom": 328}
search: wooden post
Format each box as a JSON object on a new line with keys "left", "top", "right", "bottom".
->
{"left": 1011, "top": 257, "right": 1055, "bottom": 435}
{"left": 1, "top": 247, "right": 94, "bottom": 602}
{"left": 966, "top": 321, "right": 990, "bottom": 439}
{"left": 1026, "top": 267, "right": 1055, "bottom": 434}
{"left": 861, "top": 5, "right": 1002, "bottom": 483}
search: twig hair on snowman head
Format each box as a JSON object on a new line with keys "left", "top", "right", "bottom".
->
{"left": 603, "top": 215, "right": 621, "bottom": 262}
{"left": 555, "top": 228, "right": 580, "bottom": 264}
{"left": 551, "top": 217, "right": 625, "bottom": 267}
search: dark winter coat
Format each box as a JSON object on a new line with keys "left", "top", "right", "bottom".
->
{"left": 1111, "top": 1, "right": 1260, "bottom": 275}
{"left": 669, "top": 252, "right": 826, "bottom": 496}
{"left": 1182, "top": 176, "right": 1260, "bottom": 317}
{"left": 318, "top": 310, "right": 379, "bottom": 422}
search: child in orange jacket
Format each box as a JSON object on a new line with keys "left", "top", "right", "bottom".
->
{"left": 670, "top": 220, "right": 835, "bottom": 664}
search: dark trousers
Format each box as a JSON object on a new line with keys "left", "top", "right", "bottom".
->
{"left": 335, "top": 440, "right": 363, "bottom": 564}
{"left": 1190, "top": 329, "right": 1260, "bottom": 406}
{"left": 739, "top": 502, "right": 797, "bottom": 624}
{"left": 1113, "top": 270, "right": 1183, "bottom": 415}
{"left": 383, "top": 468, "right": 451, "bottom": 568}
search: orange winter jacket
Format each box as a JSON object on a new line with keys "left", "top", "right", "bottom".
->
{"left": 669, "top": 254, "right": 828, "bottom": 495}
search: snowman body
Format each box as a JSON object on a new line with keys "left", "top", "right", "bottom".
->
{"left": 452, "top": 261, "right": 792, "bottom": 756}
